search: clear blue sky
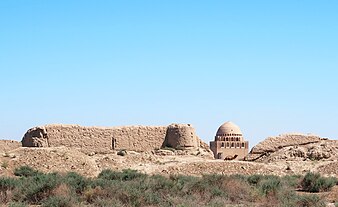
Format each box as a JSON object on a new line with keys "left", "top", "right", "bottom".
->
{"left": 1, "top": 1, "right": 337, "bottom": 147}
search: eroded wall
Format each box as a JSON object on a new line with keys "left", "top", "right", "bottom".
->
{"left": 22, "top": 124, "right": 167, "bottom": 153}
{"left": 163, "top": 124, "right": 199, "bottom": 149}
{"left": 21, "top": 124, "right": 210, "bottom": 154}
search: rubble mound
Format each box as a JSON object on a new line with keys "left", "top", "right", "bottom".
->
{"left": 316, "top": 161, "right": 338, "bottom": 176}
{"left": 246, "top": 133, "right": 338, "bottom": 162}
{"left": 0, "top": 147, "right": 100, "bottom": 177}
{"left": 0, "top": 140, "right": 21, "bottom": 153}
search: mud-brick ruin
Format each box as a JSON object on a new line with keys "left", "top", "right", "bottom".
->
{"left": 21, "top": 123, "right": 206, "bottom": 154}
{"left": 210, "top": 122, "right": 249, "bottom": 160}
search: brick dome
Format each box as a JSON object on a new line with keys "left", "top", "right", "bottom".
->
{"left": 216, "top": 122, "right": 242, "bottom": 136}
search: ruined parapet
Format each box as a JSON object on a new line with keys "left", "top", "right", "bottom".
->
{"left": 21, "top": 124, "right": 167, "bottom": 154}
{"left": 21, "top": 126, "right": 49, "bottom": 147}
{"left": 162, "top": 124, "right": 199, "bottom": 150}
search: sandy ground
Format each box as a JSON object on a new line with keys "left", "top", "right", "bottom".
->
{"left": 1, "top": 147, "right": 337, "bottom": 178}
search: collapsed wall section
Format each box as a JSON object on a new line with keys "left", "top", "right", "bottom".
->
{"left": 246, "top": 133, "right": 326, "bottom": 161}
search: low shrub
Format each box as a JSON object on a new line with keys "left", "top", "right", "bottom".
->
{"left": 14, "top": 166, "right": 40, "bottom": 177}
{"left": 93, "top": 197, "right": 124, "bottom": 207}
{"left": 1, "top": 166, "right": 337, "bottom": 206}
{"left": 0, "top": 177, "right": 17, "bottom": 191}
{"left": 8, "top": 202, "right": 27, "bottom": 207}
{"left": 149, "top": 174, "right": 174, "bottom": 190}
{"left": 63, "top": 172, "right": 88, "bottom": 194}
{"left": 222, "top": 178, "right": 252, "bottom": 202}
{"left": 296, "top": 194, "right": 326, "bottom": 207}
{"left": 14, "top": 172, "right": 61, "bottom": 204}
{"left": 247, "top": 174, "right": 263, "bottom": 185}
{"left": 301, "top": 172, "right": 336, "bottom": 192}
{"left": 41, "top": 196, "right": 73, "bottom": 207}
{"left": 83, "top": 186, "right": 106, "bottom": 203}
{"left": 0, "top": 177, "right": 18, "bottom": 203}
{"left": 258, "top": 176, "right": 281, "bottom": 196}
{"left": 98, "top": 169, "right": 146, "bottom": 181}
{"left": 282, "top": 175, "right": 302, "bottom": 188}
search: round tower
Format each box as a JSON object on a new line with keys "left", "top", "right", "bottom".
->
{"left": 163, "top": 124, "right": 199, "bottom": 149}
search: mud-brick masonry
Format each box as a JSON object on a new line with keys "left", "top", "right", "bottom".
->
{"left": 21, "top": 123, "right": 204, "bottom": 154}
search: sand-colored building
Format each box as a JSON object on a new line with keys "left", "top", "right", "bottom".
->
{"left": 21, "top": 123, "right": 204, "bottom": 154}
{"left": 210, "top": 122, "right": 249, "bottom": 160}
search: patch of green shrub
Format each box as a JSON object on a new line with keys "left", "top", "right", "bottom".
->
{"left": 63, "top": 172, "right": 88, "bottom": 194}
{"left": 149, "top": 174, "right": 174, "bottom": 190}
{"left": 0, "top": 177, "right": 18, "bottom": 191}
{"left": 296, "top": 194, "right": 326, "bottom": 207}
{"left": 8, "top": 202, "right": 27, "bottom": 207}
{"left": 247, "top": 174, "right": 263, "bottom": 185}
{"left": 14, "top": 172, "right": 61, "bottom": 204}
{"left": 301, "top": 172, "right": 336, "bottom": 192}
{"left": 282, "top": 175, "right": 302, "bottom": 188}
{"left": 93, "top": 197, "right": 124, "bottom": 207}
{"left": 98, "top": 169, "right": 146, "bottom": 181}
{"left": 1, "top": 166, "right": 336, "bottom": 206}
{"left": 258, "top": 176, "right": 281, "bottom": 196}
{"left": 14, "top": 166, "right": 41, "bottom": 177}
{"left": 41, "top": 196, "right": 72, "bottom": 207}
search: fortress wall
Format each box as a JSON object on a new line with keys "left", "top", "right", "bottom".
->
{"left": 163, "top": 124, "right": 199, "bottom": 149}
{"left": 22, "top": 125, "right": 167, "bottom": 153}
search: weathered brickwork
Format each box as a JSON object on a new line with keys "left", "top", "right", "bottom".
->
{"left": 22, "top": 124, "right": 205, "bottom": 154}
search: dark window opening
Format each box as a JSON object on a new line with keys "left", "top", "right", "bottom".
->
{"left": 112, "top": 138, "right": 116, "bottom": 150}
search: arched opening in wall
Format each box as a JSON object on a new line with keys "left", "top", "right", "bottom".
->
{"left": 112, "top": 138, "right": 116, "bottom": 150}
{"left": 221, "top": 142, "right": 225, "bottom": 148}
{"left": 227, "top": 142, "right": 229, "bottom": 147}
{"left": 231, "top": 143, "right": 234, "bottom": 148}
{"left": 237, "top": 143, "right": 240, "bottom": 148}
{"left": 242, "top": 143, "right": 245, "bottom": 148}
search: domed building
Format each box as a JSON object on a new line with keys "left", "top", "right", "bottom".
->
{"left": 210, "top": 122, "right": 249, "bottom": 160}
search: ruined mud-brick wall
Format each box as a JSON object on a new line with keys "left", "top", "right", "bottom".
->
{"left": 22, "top": 124, "right": 167, "bottom": 154}
{"left": 246, "top": 133, "right": 327, "bottom": 161}
{"left": 163, "top": 124, "right": 199, "bottom": 149}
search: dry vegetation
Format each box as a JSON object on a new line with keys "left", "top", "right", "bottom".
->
{"left": 1, "top": 166, "right": 337, "bottom": 207}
